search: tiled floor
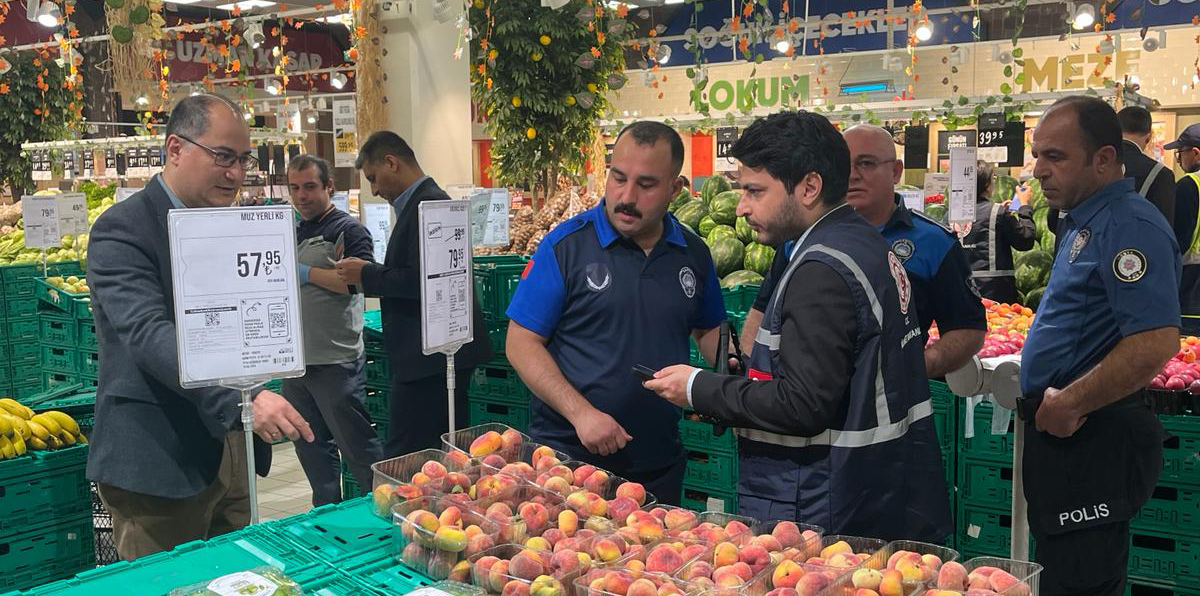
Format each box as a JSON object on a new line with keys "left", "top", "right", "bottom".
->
{"left": 257, "top": 442, "right": 315, "bottom": 521}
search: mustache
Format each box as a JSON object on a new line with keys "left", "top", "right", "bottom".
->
{"left": 613, "top": 202, "right": 642, "bottom": 218}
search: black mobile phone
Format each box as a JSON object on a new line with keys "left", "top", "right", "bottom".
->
{"left": 631, "top": 364, "right": 657, "bottom": 382}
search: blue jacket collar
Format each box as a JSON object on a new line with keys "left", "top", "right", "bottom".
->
{"left": 881, "top": 193, "right": 914, "bottom": 231}
{"left": 590, "top": 201, "right": 687, "bottom": 249}
{"left": 393, "top": 175, "right": 432, "bottom": 213}
{"left": 1064, "top": 178, "right": 1135, "bottom": 228}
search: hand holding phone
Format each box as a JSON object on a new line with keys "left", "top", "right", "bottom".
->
{"left": 631, "top": 364, "right": 658, "bottom": 382}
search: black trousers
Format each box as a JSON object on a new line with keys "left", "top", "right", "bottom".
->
{"left": 1022, "top": 404, "right": 1165, "bottom": 596}
{"left": 385, "top": 370, "right": 473, "bottom": 458}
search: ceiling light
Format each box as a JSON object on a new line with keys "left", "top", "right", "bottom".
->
{"left": 775, "top": 39, "right": 791, "bottom": 54}
{"left": 664, "top": 0, "right": 684, "bottom": 4}
{"left": 244, "top": 23, "right": 265, "bottom": 49}
{"left": 264, "top": 79, "right": 281, "bottom": 95}
{"left": 914, "top": 22, "right": 932, "bottom": 42}
{"left": 654, "top": 43, "right": 671, "bottom": 65}
{"left": 1143, "top": 29, "right": 1166, "bottom": 52}
{"left": 34, "top": 2, "right": 62, "bottom": 27}
{"left": 330, "top": 72, "right": 349, "bottom": 89}
{"left": 1072, "top": 4, "right": 1095, "bottom": 31}
{"left": 135, "top": 94, "right": 149, "bottom": 106}
{"left": 215, "top": 0, "right": 275, "bottom": 9}
{"left": 305, "top": 110, "right": 317, "bottom": 124}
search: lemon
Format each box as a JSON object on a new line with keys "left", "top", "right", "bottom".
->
{"left": 512, "top": 97, "right": 522, "bottom": 107}
{"left": 531, "top": 51, "right": 542, "bottom": 61}
{"left": 539, "top": 35, "right": 551, "bottom": 45}
{"left": 587, "top": 83, "right": 598, "bottom": 93}
{"left": 565, "top": 96, "right": 576, "bottom": 106}
{"left": 526, "top": 127, "right": 537, "bottom": 140}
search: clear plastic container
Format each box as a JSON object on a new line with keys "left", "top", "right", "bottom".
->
{"left": 850, "top": 539, "right": 961, "bottom": 591}
{"left": 415, "top": 580, "right": 489, "bottom": 596}
{"left": 468, "top": 543, "right": 587, "bottom": 596}
{"left": 442, "top": 423, "right": 571, "bottom": 469}
{"left": 574, "top": 568, "right": 694, "bottom": 596}
{"left": 722, "top": 559, "right": 851, "bottom": 596}
{"left": 370, "top": 449, "right": 472, "bottom": 519}
{"left": 472, "top": 483, "right": 569, "bottom": 544}
{"left": 664, "top": 510, "right": 759, "bottom": 542}
{"left": 392, "top": 495, "right": 502, "bottom": 581}
{"left": 618, "top": 535, "right": 709, "bottom": 576}
{"left": 569, "top": 532, "right": 645, "bottom": 569}
{"left": 558, "top": 461, "right": 659, "bottom": 508}
{"left": 919, "top": 556, "right": 1041, "bottom": 595}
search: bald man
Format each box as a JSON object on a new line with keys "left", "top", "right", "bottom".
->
{"left": 743, "top": 125, "right": 985, "bottom": 380}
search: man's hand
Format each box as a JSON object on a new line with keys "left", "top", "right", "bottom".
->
{"left": 570, "top": 408, "right": 632, "bottom": 456}
{"left": 643, "top": 364, "right": 698, "bottom": 409}
{"left": 1035, "top": 387, "right": 1087, "bottom": 438}
{"left": 253, "top": 390, "right": 316, "bottom": 443}
{"left": 335, "top": 257, "right": 368, "bottom": 286}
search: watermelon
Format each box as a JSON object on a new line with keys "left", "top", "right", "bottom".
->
{"left": 924, "top": 203, "right": 948, "bottom": 224}
{"left": 698, "top": 215, "right": 718, "bottom": 237}
{"left": 707, "top": 225, "right": 737, "bottom": 244}
{"left": 1032, "top": 207, "right": 1048, "bottom": 235}
{"left": 743, "top": 243, "right": 775, "bottom": 275}
{"left": 1024, "top": 287, "right": 1044, "bottom": 311}
{"left": 1040, "top": 231, "right": 1055, "bottom": 253}
{"left": 1016, "top": 249, "right": 1053, "bottom": 270}
{"left": 990, "top": 175, "right": 1019, "bottom": 204}
{"left": 1026, "top": 178, "right": 1047, "bottom": 210}
{"left": 709, "top": 190, "right": 740, "bottom": 225}
{"left": 669, "top": 188, "right": 693, "bottom": 213}
{"left": 710, "top": 236, "right": 746, "bottom": 278}
{"left": 735, "top": 216, "right": 755, "bottom": 244}
{"left": 1015, "top": 264, "right": 1042, "bottom": 294}
{"left": 721, "top": 269, "right": 764, "bottom": 288}
{"left": 675, "top": 201, "right": 707, "bottom": 231}
{"left": 701, "top": 175, "right": 732, "bottom": 206}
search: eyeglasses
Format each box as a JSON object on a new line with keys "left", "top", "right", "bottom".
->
{"left": 175, "top": 134, "right": 259, "bottom": 170}
{"left": 852, "top": 157, "right": 898, "bottom": 174}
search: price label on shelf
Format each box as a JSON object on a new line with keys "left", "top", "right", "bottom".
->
{"left": 81, "top": 151, "right": 95, "bottom": 178}
{"left": 418, "top": 199, "right": 473, "bottom": 355}
{"left": 62, "top": 151, "right": 76, "bottom": 180}
{"left": 948, "top": 146, "right": 978, "bottom": 224}
{"left": 470, "top": 188, "right": 510, "bottom": 248}
{"left": 331, "top": 192, "right": 350, "bottom": 213}
{"left": 57, "top": 193, "right": 88, "bottom": 236}
{"left": 20, "top": 195, "right": 61, "bottom": 249}
{"left": 361, "top": 203, "right": 393, "bottom": 262}
{"left": 168, "top": 206, "right": 305, "bottom": 387}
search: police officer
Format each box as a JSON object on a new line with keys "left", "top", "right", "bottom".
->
{"left": 742, "top": 125, "right": 986, "bottom": 380}
{"left": 645, "top": 112, "right": 951, "bottom": 542}
{"left": 1020, "top": 96, "right": 1178, "bottom": 595}
{"left": 963, "top": 161, "right": 1036, "bottom": 304}
{"left": 505, "top": 121, "right": 726, "bottom": 505}
{"left": 1166, "top": 124, "right": 1200, "bottom": 335}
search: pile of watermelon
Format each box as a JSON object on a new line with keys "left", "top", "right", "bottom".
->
{"left": 669, "top": 176, "right": 776, "bottom": 288}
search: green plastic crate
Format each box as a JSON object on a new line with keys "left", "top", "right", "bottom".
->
{"left": 8, "top": 319, "right": 39, "bottom": 342}
{"left": 0, "top": 319, "right": 6, "bottom": 343}
{"left": 75, "top": 321, "right": 96, "bottom": 350}
{"left": 1127, "top": 578, "right": 1200, "bottom": 596}
{"left": 487, "top": 318, "right": 507, "bottom": 356}
{"left": 32, "top": 393, "right": 95, "bottom": 434}
{"left": 1129, "top": 529, "right": 1200, "bottom": 583}
{"left": 40, "top": 345, "right": 79, "bottom": 375}
{"left": 954, "top": 501, "right": 1033, "bottom": 559}
{"left": 39, "top": 314, "right": 77, "bottom": 346}
{"left": 0, "top": 365, "right": 9, "bottom": 386}
{"left": 0, "top": 515, "right": 95, "bottom": 593}
{"left": 78, "top": 350, "right": 98, "bottom": 378}
{"left": 265, "top": 497, "right": 392, "bottom": 565}
{"left": 364, "top": 354, "right": 389, "bottom": 389}
{"left": 364, "top": 387, "right": 389, "bottom": 423}
{"left": 1134, "top": 481, "right": 1200, "bottom": 537}
{"left": 470, "top": 361, "right": 530, "bottom": 401}
{"left": 34, "top": 279, "right": 91, "bottom": 320}
{"left": 468, "top": 393, "right": 529, "bottom": 432}
{"left": 957, "top": 457, "right": 1013, "bottom": 508}
{"left": 0, "top": 297, "right": 5, "bottom": 319}
{"left": 341, "top": 461, "right": 363, "bottom": 500}
{"left": 300, "top": 568, "right": 385, "bottom": 595}
{"left": 5, "top": 297, "right": 37, "bottom": 320}
{"left": 9, "top": 341, "right": 40, "bottom": 366}
{"left": 681, "top": 481, "right": 738, "bottom": 514}
{"left": 45, "top": 262, "right": 84, "bottom": 277}
{"left": 6, "top": 380, "right": 44, "bottom": 401}
{"left": 3, "top": 278, "right": 35, "bottom": 299}
{"left": 343, "top": 554, "right": 435, "bottom": 594}
{"left": 959, "top": 398, "right": 1016, "bottom": 464}
{"left": 42, "top": 372, "right": 79, "bottom": 392}
{"left": 687, "top": 340, "right": 708, "bottom": 369}
{"left": 1161, "top": 414, "right": 1200, "bottom": 488}
{"left": 0, "top": 264, "right": 41, "bottom": 284}
{"left": 15, "top": 522, "right": 328, "bottom": 596}
{"left": 679, "top": 414, "right": 737, "bottom": 454}
{"left": 683, "top": 447, "right": 738, "bottom": 488}
{"left": 473, "top": 256, "right": 528, "bottom": 319}
{"left": 0, "top": 444, "right": 89, "bottom": 534}
{"left": 79, "top": 375, "right": 97, "bottom": 392}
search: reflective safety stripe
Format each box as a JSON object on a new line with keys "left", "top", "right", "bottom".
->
{"left": 735, "top": 399, "right": 934, "bottom": 448}
{"left": 972, "top": 270, "right": 1016, "bottom": 278}
{"left": 1141, "top": 161, "right": 1165, "bottom": 198}
{"left": 987, "top": 203, "right": 1001, "bottom": 274}
{"left": 1185, "top": 173, "right": 1200, "bottom": 263}
{"left": 755, "top": 327, "right": 780, "bottom": 350}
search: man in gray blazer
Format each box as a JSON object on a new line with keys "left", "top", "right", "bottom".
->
{"left": 86, "top": 93, "right": 314, "bottom": 561}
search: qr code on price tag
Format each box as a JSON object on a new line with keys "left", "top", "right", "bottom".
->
{"left": 205, "top": 312, "right": 220, "bottom": 327}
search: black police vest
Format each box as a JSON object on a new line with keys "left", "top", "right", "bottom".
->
{"left": 742, "top": 206, "right": 952, "bottom": 541}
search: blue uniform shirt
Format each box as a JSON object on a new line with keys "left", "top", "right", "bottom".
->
{"left": 880, "top": 199, "right": 986, "bottom": 338}
{"left": 1021, "top": 178, "right": 1181, "bottom": 396}
{"left": 506, "top": 203, "right": 727, "bottom": 473}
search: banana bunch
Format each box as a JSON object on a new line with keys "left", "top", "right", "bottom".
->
{"left": 0, "top": 399, "right": 86, "bottom": 458}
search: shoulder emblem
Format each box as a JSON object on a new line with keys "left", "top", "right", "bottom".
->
{"left": 891, "top": 238, "right": 915, "bottom": 264}
{"left": 1068, "top": 229, "right": 1090, "bottom": 264}
{"left": 679, "top": 266, "right": 697, "bottom": 298}
{"left": 1113, "top": 249, "right": 1147, "bottom": 283}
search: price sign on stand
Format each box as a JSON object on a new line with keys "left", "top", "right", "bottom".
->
{"left": 470, "top": 188, "right": 510, "bottom": 248}
{"left": 20, "top": 195, "right": 61, "bottom": 249}
{"left": 715, "top": 127, "right": 740, "bottom": 173}
{"left": 362, "top": 203, "right": 393, "bottom": 262}
{"left": 331, "top": 192, "right": 350, "bottom": 213}
{"left": 57, "top": 193, "right": 88, "bottom": 236}
{"left": 419, "top": 199, "right": 473, "bottom": 433}
{"left": 899, "top": 190, "right": 924, "bottom": 213}
{"left": 168, "top": 206, "right": 306, "bottom": 387}
{"left": 948, "top": 147, "right": 978, "bottom": 224}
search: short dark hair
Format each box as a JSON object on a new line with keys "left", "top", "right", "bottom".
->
{"left": 976, "top": 161, "right": 994, "bottom": 201}
{"left": 165, "top": 93, "right": 242, "bottom": 143}
{"left": 615, "top": 121, "right": 685, "bottom": 176}
{"left": 1117, "top": 106, "right": 1153, "bottom": 136}
{"left": 1047, "top": 96, "right": 1124, "bottom": 164}
{"left": 355, "top": 131, "right": 418, "bottom": 169}
{"left": 730, "top": 111, "right": 850, "bottom": 206}
{"left": 288, "top": 154, "right": 333, "bottom": 188}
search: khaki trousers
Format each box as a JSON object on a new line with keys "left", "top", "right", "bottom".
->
{"left": 97, "top": 430, "right": 251, "bottom": 561}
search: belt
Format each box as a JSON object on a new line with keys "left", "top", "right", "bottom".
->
{"left": 971, "top": 270, "right": 1016, "bottom": 279}
{"left": 1016, "top": 390, "right": 1152, "bottom": 421}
